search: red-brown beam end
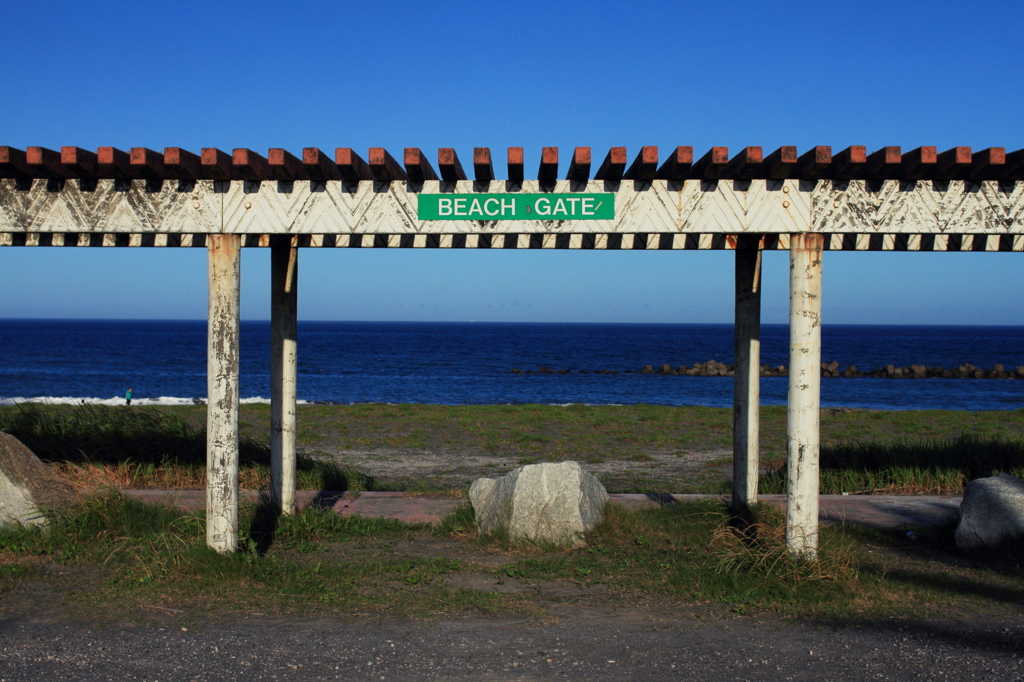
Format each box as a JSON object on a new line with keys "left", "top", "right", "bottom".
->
{"left": 936, "top": 146, "right": 972, "bottom": 180}
{"left": 624, "top": 146, "right": 658, "bottom": 181}
{"left": 900, "top": 147, "right": 936, "bottom": 180}
{"left": 866, "top": 146, "right": 901, "bottom": 179}
{"left": 268, "top": 148, "right": 308, "bottom": 181}
{"left": 403, "top": 148, "right": 438, "bottom": 183}
{"left": 795, "top": 146, "right": 831, "bottom": 179}
{"left": 473, "top": 148, "right": 493, "bottom": 183}
{"left": 27, "top": 146, "right": 75, "bottom": 178}
{"left": 724, "top": 146, "right": 763, "bottom": 179}
{"left": 201, "top": 148, "right": 238, "bottom": 180}
{"left": 0, "top": 146, "right": 31, "bottom": 178}
{"left": 764, "top": 146, "right": 797, "bottom": 179}
{"left": 969, "top": 147, "right": 1005, "bottom": 180}
{"left": 233, "top": 148, "right": 271, "bottom": 181}
{"left": 369, "top": 148, "right": 407, "bottom": 182}
{"left": 130, "top": 147, "right": 168, "bottom": 179}
{"left": 97, "top": 147, "right": 134, "bottom": 179}
{"left": 335, "top": 148, "right": 373, "bottom": 181}
{"left": 302, "top": 148, "right": 342, "bottom": 181}
{"left": 538, "top": 147, "right": 558, "bottom": 183}
{"left": 829, "top": 146, "right": 866, "bottom": 179}
{"left": 61, "top": 146, "right": 98, "bottom": 178}
{"left": 508, "top": 147, "right": 524, "bottom": 184}
{"left": 656, "top": 146, "right": 693, "bottom": 180}
{"left": 163, "top": 148, "right": 202, "bottom": 179}
{"left": 690, "top": 147, "right": 729, "bottom": 180}
{"left": 566, "top": 147, "right": 591, "bottom": 182}
{"left": 594, "top": 147, "right": 627, "bottom": 181}
{"left": 437, "top": 148, "right": 467, "bottom": 182}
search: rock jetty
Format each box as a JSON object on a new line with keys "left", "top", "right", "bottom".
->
{"left": 510, "top": 361, "right": 1024, "bottom": 379}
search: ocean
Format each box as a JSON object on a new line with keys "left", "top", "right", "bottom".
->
{"left": 1, "top": 320, "right": 1023, "bottom": 411}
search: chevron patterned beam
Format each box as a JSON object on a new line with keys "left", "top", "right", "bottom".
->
{"left": 1, "top": 176, "right": 1022, "bottom": 236}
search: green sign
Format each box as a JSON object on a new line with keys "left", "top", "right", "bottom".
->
{"left": 418, "top": 193, "right": 614, "bottom": 221}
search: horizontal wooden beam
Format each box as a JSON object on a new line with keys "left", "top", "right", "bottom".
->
{"left": 2, "top": 177, "right": 1023, "bottom": 237}
{"left": 61, "top": 147, "right": 98, "bottom": 178}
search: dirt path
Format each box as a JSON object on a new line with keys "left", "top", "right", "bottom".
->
{"left": 318, "top": 446, "right": 733, "bottom": 492}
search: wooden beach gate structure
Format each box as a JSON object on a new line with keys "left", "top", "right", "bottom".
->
{"left": 2, "top": 143, "right": 1023, "bottom": 557}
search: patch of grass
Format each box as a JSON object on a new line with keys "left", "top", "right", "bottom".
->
{"left": 436, "top": 504, "right": 477, "bottom": 538}
{"left": 0, "top": 404, "right": 369, "bottom": 492}
{"left": 761, "top": 434, "right": 1024, "bottom": 495}
{"left": 3, "top": 494, "right": 1024, "bottom": 620}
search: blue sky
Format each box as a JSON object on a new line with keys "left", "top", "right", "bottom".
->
{"left": 1, "top": 1, "right": 1022, "bottom": 325}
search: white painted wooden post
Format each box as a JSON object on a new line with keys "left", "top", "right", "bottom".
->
{"left": 733, "top": 236, "right": 762, "bottom": 510}
{"left": 207, "top": 234, "right": 241, "bottom": 553}
{"left": 270, "top": 236, "right": 298, "bottom": 515}
{"left": 786, "top": 233, "right": 823, "bottom": 558}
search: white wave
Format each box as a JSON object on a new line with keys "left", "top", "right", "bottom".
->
{"left": 0, "top": 396, "right": 311, "bottom": 407}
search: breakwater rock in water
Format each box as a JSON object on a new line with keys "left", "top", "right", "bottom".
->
{"left": 510, "top": 361, "right": 1024, "bottom": 379}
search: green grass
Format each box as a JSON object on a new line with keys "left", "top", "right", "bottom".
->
{"left": 0, "top": 403, "right": 371, "bottom": 492}
{"left": 3, "top": 492, "right": 1023, "bottom": 621}
{"left": 760, "top": 434, "right": 1024, "bottom": 495}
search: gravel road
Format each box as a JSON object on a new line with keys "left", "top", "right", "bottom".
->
{"left": 2, "top": 607, "right": 1023, "bottom": 681}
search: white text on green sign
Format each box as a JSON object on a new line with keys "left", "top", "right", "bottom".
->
{"left": 418, "top": 193, "right": 614, "bottom": 220}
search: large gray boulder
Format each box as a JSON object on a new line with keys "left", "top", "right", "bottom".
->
{"left": 0, "top": 432, "right": 78, "bottom": 527}
{"left": 469, "top": 461, "right": 609, "bottom": 546}
{"left": 955, "top": 473, "right": 1024, "bottom": 550}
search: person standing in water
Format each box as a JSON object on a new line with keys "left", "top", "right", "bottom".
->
{"left": 125, "top": 386, "right": 133, "bottom": 406}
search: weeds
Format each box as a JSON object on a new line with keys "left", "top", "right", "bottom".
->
{"left": 761, "top": 434, "right": 1024, "bottom": 495}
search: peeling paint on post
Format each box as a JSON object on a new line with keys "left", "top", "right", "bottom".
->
{"left": 206, "top": 234, "right": 241, "bottom": 553}
{"left": 270, "top": 236, "right": 298, "bottom": 515}
{"left": 733, "top": 235, "right": 762, "bottom": 511}
{"left": 787, "top": 233, "right": 823, "bottom": 558}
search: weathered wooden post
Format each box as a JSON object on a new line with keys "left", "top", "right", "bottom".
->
{"left": 207, "top": 234, "right": 241, "bottom": 553}
{"left": 732, "top": 235, "right": 762, "bottom": 511}
{"left": 786, "top": 233, "right": 823, "bottom": 558}
{"left": 270, "top": 235, "right": 298, "bottom": 514}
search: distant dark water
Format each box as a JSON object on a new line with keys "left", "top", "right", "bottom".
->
{"left": 1, "top": 320, "right": 1023, "bottom": 411}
